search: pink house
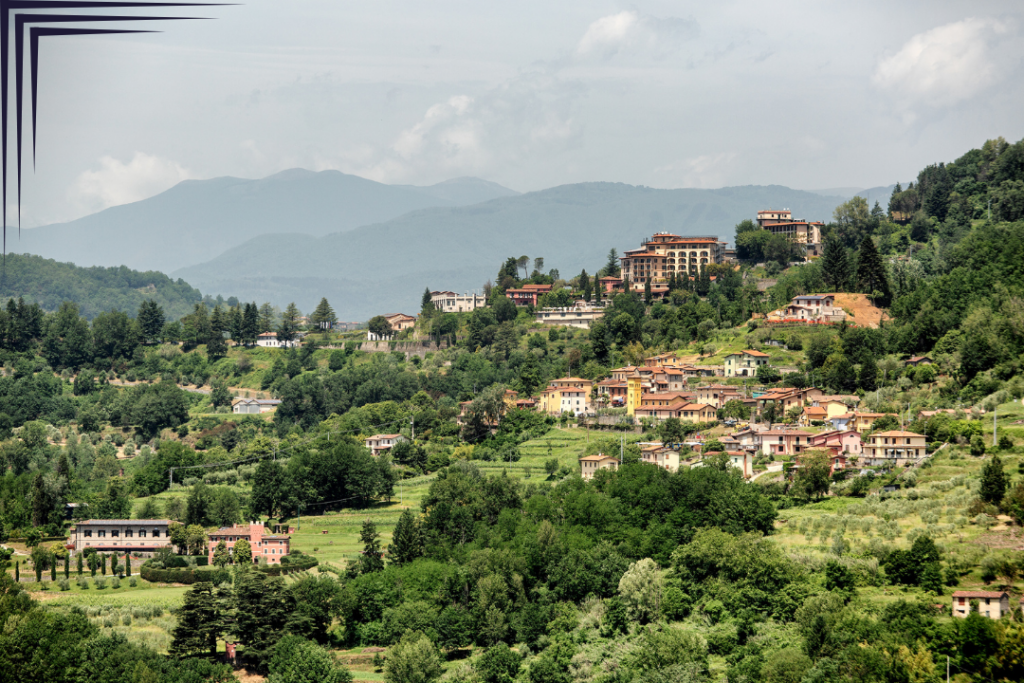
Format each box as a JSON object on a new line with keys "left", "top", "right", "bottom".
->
{"left": 759, "top": 429, "right": 815, "bottom": 456}
{"left": 207, "top": 522, "right": 290, "bottom": 565}
{"left": 808, "top": 429, "right": 862, "bottom": 458}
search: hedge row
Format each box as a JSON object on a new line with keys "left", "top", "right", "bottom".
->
{"left": 142, "top": 557, "right": 318, "bottom": 584}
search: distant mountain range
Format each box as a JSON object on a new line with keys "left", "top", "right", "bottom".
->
{"left": 173, "top": 182, "right": 856, "bottom": 321}
{"left": 16, "top": 170, "right": 519, "bottom": 273}
{"left": 12, "top": 169, "right": 882, "bottom": 321}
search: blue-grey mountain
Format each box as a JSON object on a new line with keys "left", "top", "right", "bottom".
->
{"left": 18, "top": 170, "right": 519, "bottom": 273}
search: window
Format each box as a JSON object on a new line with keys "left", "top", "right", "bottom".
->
{"left": 139, "top": 529, "right": 147, "bottom": 538}
{"left": 84, "top": 530, "right": 92, "bottom": 538}
{"left": 111, "top": 530, "right": 119, "bottom": 537}
{"left": 98, "top": 530, "right": 106, "bottom": 538}
{"left": 152, "top": 529, "right": 161, "bottom": 538}
{"left": 125, "top": 529, "right": 133, "bottom": 538}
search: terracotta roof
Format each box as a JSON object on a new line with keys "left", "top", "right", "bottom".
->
{"left": 761, "top": 429, "right": 814, "bottom": 436}
{"left": 804, "top": 407, "right": 827, "bottom": 415}
{"left": 953, "top": 591, "right": 1008, "bottom": 599}
{"left": 579, "top": 454, "right": 618, "bottom": 462}
{"left": 872, "top": 430, "right": 925, "bottom": 437}
{"left": 366, "top": 434, "right": 402, "bottom": 440}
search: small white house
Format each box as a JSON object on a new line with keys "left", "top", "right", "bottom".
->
{"left": 232, "top": 398, "right": 283, "bottom": 414}
{"left": 364, "top": 434, "right": 407, "bottom": 456}
{"left": 256, "top": 332, "right": 302, "bottom": 348}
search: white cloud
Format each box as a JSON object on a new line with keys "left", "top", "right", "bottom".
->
{"left": 71, "top": 152, "right": 192, "bottom": 213}
{"left": 873, "top": 17, "right": 1013, "bottom": 109}
{"left": 576, "top": 10, "right": 699, "bottom": 59}
{"left": 354, "top": 74, "right": 584, "bottom": 184}
{"left": 654, "top": 152, "right": 738, "bottom": 189}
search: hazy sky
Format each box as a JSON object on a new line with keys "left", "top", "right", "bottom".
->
{"left": 13, "top": 0, "right": 1024, "bottom": 226}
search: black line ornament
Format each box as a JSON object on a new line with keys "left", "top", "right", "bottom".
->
{"left": 0, "top": 1, "right": 233, "bottom": 254}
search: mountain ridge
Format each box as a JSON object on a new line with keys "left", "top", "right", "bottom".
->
{"left": 174, "top": 181, "right": 854, "bottom": 321}
{"left": 16, "top": 171, "right": 518, "bottom": 274}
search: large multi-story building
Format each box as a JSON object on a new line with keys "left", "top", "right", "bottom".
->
{"left": 756, "top": 209, "right": 823, "bottom": 256}
{"left": 69, "top": 519, "right": 172, "bottom": 556}
{"left": 505, "top": 284, "right": 552, "bottom": 306}
{"left": 535, "top": 306, "right": 605, "bottom": 329}
{"left": 862, "top": 430, "right": 927, "bottom": 467}
{"left": 430, "top": 291, "right": 487, "bottom": 314}
{"left": 620, "top": 233, "right": 727, "bottom": 285}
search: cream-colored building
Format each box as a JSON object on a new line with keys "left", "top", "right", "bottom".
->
{"left": 364, "top": 434, "right": 407, "bottom": 456}
{"left": 430, "top": 291, "right": 487, "bottom": 313}
{"left": 579, "top": 454, "right": 619, "bottom": 480}
{"left": 756, "top": 209, "right": 823, "bottom": 254}
{"left": 862, "top": 430, "right": 927, "bottom": 466}
{"left": 535, "top": 306, "right": 606, "bottom": 329}
{"left": 724, "top": 350, "right": 770, "bottom": 377}
{"left": 70, "top": 519, "right": 172, "bottom": 556}
{"left": 640, "top": 443, "right": 681, "bottom": 472}
{"left": 952, "top": 591, "right": 1010, "bottom": 619}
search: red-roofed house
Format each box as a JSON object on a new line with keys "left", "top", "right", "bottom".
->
{"left": 505, "top": 284, "right": 553, "bottom": 306}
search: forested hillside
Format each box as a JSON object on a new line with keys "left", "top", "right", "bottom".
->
{"left": 1, "top": 253, "right": 202, "bottom": 320}
{"left": 4, "top": 139, "right": 1024, "bottom": 683}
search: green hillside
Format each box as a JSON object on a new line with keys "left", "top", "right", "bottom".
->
{"left": 2, "top": 252, "right": 202, "bottom": 319}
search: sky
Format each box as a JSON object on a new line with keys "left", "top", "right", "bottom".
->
{"left": 12, "top": 0, "right": 1024, "bottom": 226}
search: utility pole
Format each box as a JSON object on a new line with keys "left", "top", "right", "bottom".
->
{"left": 169, "top": 468, "right": 174, "bottom": 489}
{"left": 993, "top": 407, "right": 997, "bottom": 448}
{"left": 411, "top": 416, "right": 415, "bottom": 441}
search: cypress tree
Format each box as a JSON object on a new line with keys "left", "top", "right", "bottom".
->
{"left": 15, "top": 560, "right": 19, "bottom": 582}
{"left": 64, "top": 554, "right": 70, "bottom": 579}
{"left": 101, "top": 553, "right": 107, "bottom": 576}
{"left": 980, "top": 454, "right": 1008, "bottom": 504}
{"left": 856, "top": 235, "right": 891, "bottom": 306}
{"left": 77, "top": 553, "right": 83, "bottom": 576}
{"left": 821, "top": 233, "right": 851, "bottom": 292}
{"left": 358, "top": 519, "right": 384, "bottom": 574}
{"left": 644, "top": 277, "right": 653, "bottom": 305}
{"left": 125, "top": 554, "right": 131, "bottom": 577}
{"left": 390, "top": 509, "right": 424, "bottom": 566}
{"left": 51, "top": 559, "right": 57, "bottom": 582}
{"left": 35, "top": 562, "right": 42, "bottom": 582}
{"left": 595, "top": 278, "right": 603, "bottom": 304}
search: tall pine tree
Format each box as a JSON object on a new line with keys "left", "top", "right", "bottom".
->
{"left": 170, "top": 582, "right": 228, "bottom": 659}
{"left": 389, "top": 509, "right": 423, "bottom": 566}
{"left": 277, "top": 303, "right": 301, "bottom": 343}
{"left": 358, "top": 519, "right": 384, "bottom": 574}
{"left": 820, "top": 233, "right": 851, "bottom": 292}
{"left": 856, "top": 235, "right": 891, "bottom": 306}
{"left": 136, "top": 299, "right": 165, "bottom": 344}
{"left": 243, "top": 303, "right": 260, "bottom": 346}
{"left": 310, "top": 298, "right": 336, "bottom": 329}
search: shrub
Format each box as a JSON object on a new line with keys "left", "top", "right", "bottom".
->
{"left": 58, "top": 579, "right": 70, "bottom": 591}
{"left": 123, "top": 614, "right": 133, "bottom": 626}
{"left": 95, "top": 577, "right": 107, "bottom": 590}
{"left": 129, "top": 576, "right": 138, "bottom": 587}
{"left": 111, "top": 576, "right": 121, "bottom": 589}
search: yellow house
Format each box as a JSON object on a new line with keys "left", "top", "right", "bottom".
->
{"left": 819, "top": 400, "right": 852, "bottom": 420}
{"left": 538, "top": 387, "right": 562, "bottom": 415}
{"left": 853, "top": 412, "right": 886, "bottom": 432}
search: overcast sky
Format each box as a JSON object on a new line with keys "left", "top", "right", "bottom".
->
{"left": 13, "top": 0, "right": 1024, "bottom": 226}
